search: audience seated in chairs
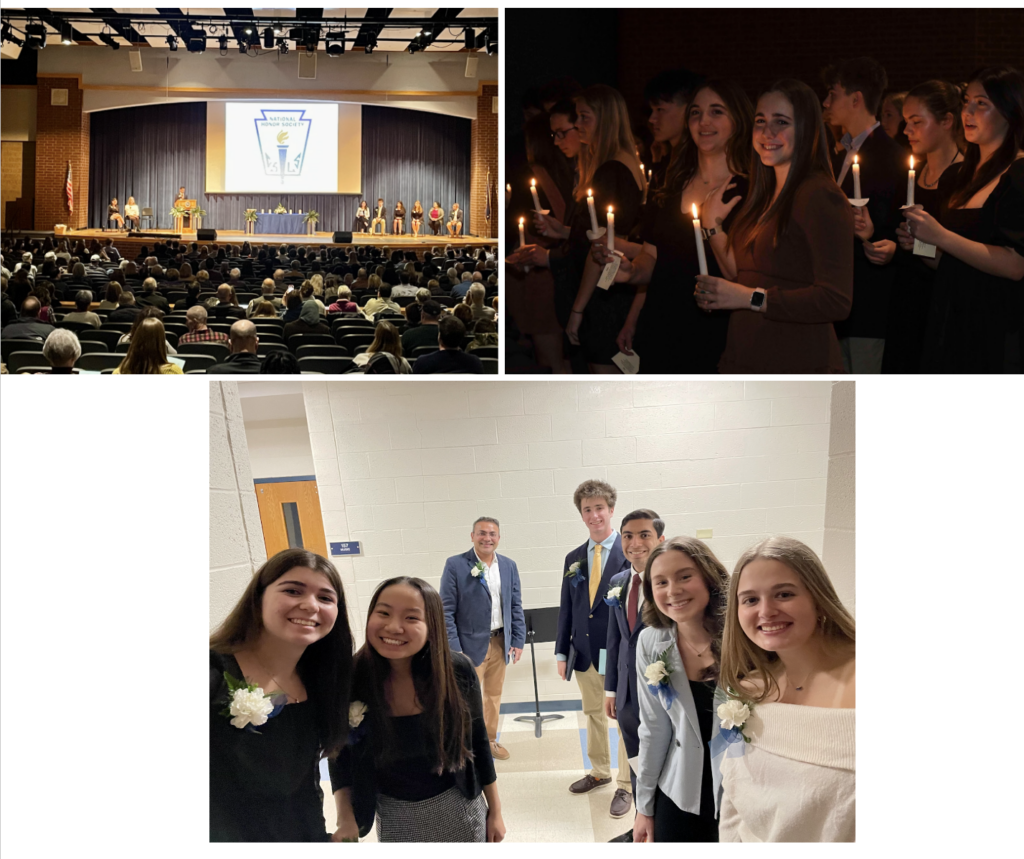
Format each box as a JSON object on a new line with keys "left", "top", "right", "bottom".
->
{"left": 62, "top": 290, "right": 101, "bottom": 328}
{"left": 97, "top": 282, "right": 122, "bottom": 311}
{"left": 251, "top": 300, "right": 279, "bottom": 318}
{"left": 138, "top": 278, "right": 170, "bottom": 313}
{"left": 412, "top": 316, "right": 483, "bottom": 375}
{"left": 464, "top": 283, "right": 495, "bottom": 323}
{"left": 42, "top": 328, "right": 82, "bottom": 374}
{"left": 466, "top": 318, "right": 498, "bottom": 353}
{"left": 327, "top": 285, "right": 358, "bottom": 314}
{"left": 108, "top": 290, "right": 142, "bottom": 323}
{"left": 118, "top": 306, "right": 177, "bottom": 354}
{"left": 352, "top": 320, "right": 411, "bottom": 373}
{"left": 452, "top": 302, "right": 475, "bottom": 332}
{"left": 401, "top": 299, "right": 443, "bottom": 355}
{"left": 179, "top": 305, "right": 229, "bottom": 346}
{"left": 300, "top": 281, "right": 326, "bottom": 315}
{"left": 2, "top": 297, "right": 56, "bottom": 341}
{"left": 207, "top": 319, "right": 262, "bottom": 374}
{"left": 362, "top": 280, "right": 402, "bottom": 320}
{"left": 31, "top": 284, "right": 57, "bottom": 324}
{"left": 284, "top": 300, "right": 332, "bottom": 340}
{"left": 209, "top": 284, "right": 246, "bottom": 321}
{"left": 113, "top": 317, "right": 182, "bottom": 375}
{"left": 281, "top": 290, "right": 303, "bottom": 323}
{"left": 260, "top": 350, "right": 301, "bottom": 374}
{"left": 248, "top": 280, "right": 282, "bottom": 317}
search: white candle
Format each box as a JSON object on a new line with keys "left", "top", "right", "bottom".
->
{"left": 691, "top": 204, "right": 708, "bottom": 275}
{"left": 586, "top": 189, "right": 599, "bottom": 233}
{"left": 852, "top": 155, "right": 861, "bottom": 199}
{"left": 518, "top": 217, "right": 525, "bottom": 248}
{"left": 530, "top": 179, "right": 542, "bottom": 212}
{"left": 907, "top": 155, "right": 915, "bottom": 207}
{"left": 606, "top": 206, "right": 615, "bottom": 250}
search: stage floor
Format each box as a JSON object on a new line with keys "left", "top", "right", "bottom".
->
{"left": 64, "top": 228, "right": 495, "bottom": 250}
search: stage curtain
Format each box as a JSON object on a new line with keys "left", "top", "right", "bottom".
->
{"left": 88, "top": 103, "right": 471, "bottom": 234}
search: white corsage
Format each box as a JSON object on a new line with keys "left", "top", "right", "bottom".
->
{"left": 644, "top": 648, "right": 677, "bottom": 709}
{"left": 349, "top": 700, "right": 367, "bottom": 728}
{"left": 220, "top": 672, "right": 287, "bottom": 733}
{"left": 604, "top": 585, "right": 623, "bottom": 607}
{"left": 564, "top": 560, "right": 585, "bottom": 588}
{"left": 713, "top": 696, "right": 755, "bottom": 754}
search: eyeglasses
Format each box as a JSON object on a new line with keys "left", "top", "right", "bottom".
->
{"left": 551, "top": 126, "right": 577, "bottom": 142}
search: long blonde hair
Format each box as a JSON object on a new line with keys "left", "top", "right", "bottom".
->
{"left": 575, "top": 84, "right": 642, "bottom": 201}
{"left": 720, "top": 536, "right": 855, "bottom": 703}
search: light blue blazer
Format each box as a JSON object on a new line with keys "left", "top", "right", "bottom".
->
{"left": 634, "top": 624, "right": 724, "bottom": 819}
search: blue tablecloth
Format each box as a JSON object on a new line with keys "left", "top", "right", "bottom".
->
{"left": 254, "top": 213, "right": 309, "bottom": 235}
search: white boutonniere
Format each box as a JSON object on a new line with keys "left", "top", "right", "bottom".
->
{"left": 644, "top": 648, "right": 677, "bottom": 709}
{"left": 604, "top": 585, "right": 623, "bottom": 607}
{"left": 564, "top": 560, "right": 586, "bottom": 588}
{"left": 349, "top": 701, "right": 367, "bottom": 728}
{"left": 219, "top": 672, "right": 286, "bottom": 733}
{"left": 717, "top": 698, "right": 754, "bottom": 743}
{"left": 472, "top": 561, "right": 486, "bottom": 578}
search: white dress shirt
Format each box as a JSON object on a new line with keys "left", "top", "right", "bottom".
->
{"left": 475, "top": 550, "right": 502, "bottom": 631}
{"left": 836, "top": 121, "right": 881, "bottom": 188}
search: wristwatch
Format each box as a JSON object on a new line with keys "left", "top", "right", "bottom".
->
{"left": 750, "top": 288, "right": 766, "bottom": 310}
{"left": 702, "top": 226, "right": 722, "bottom": 239}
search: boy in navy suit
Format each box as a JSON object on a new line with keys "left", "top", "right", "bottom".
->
{"left": 440, "top": 516, "right": 525, "bottom": 761}
{"left": 556, "top": 480, "right": 630, "bottom": 799}
{"left": 605, "top": 509, "right": 666, "bottom": 837}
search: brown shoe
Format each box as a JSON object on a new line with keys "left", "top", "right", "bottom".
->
{"left": 490, "top": 742, "right": 510, "bottom": 761}
{"left": 609, "top": 788, "right": 632, "bottom": 818}
{"left": 569, "top": 774, "right": 612, "bottom": 794}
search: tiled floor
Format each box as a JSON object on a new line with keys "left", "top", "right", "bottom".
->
{"left": 320, "top": 711, "right": 634, "bottom": 842}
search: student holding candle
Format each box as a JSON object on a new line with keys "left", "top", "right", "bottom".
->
{"left": 822, "top": 57, "right": 906, "bottom": 373}
{"left": 643, "top": 70, "right": 705, "bottom": 197}
{"left": 901, "top": 65, "right": 1024, "bottom": 374}
{"left": 592, "top": 80, "right": 752, "bottom": 374}
{"left": 694, "top": 79, "right": 853, "bottom": 373}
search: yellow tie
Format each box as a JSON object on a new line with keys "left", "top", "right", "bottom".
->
{"left": 589, "top": 544, "right": 603, "bottom": 606}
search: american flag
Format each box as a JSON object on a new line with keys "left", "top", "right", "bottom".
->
{"left": 485, "top": 168, "right": 492, "bottom": 223}
{"left": 65, "top": 161, "right": 73, "bottom": 214}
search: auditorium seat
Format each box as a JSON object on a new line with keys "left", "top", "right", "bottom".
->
{"left": 295, "top": 344, "right": 349, "bottom": 360}
{"left": 177, "top": 342, "right": 230, "bottom": 362}
{"left": 471, "top": 346, "right": 499, "bottom": 359}
{"left": 58, "top": 320, "right": 100, "bottom": 336}
{"left": 479, "top": 358, "right": 498, "bottom": 374}
{"left": 78, "top": 340, "right": 109, "bottom": 354}
{"left": 288, "top": 333, "right": 335, "bottom": 352}
{"left": 208, "top": 323, "right": 233, "bottom": 334}
{"left": 100, "top": 322, "right": 133, "bottom": 334}
{"left": 16, "top": 364, "right": 54, "bottom": 374}
{"left": 1, "top": 339, "right": 44, "bottom": 364}
{"left": 258, "top": 342, "right": 289, "bottom": 355}
{"left": 176, "top": 353, "right": 216, "bottom": 372}
{"left": 412, "top": 345, "right": 440, "bottom": 358}
{"left": 353, "top": 345, "right": 369, "bottom": 355}
{"left": 78, "top": 353, "right": 124, "bottom": 371}
{"left": 79, "top": 329, "right": 122, "bottom": 350}
{"left": 338, "top": 333, "right": 374, "bottom": 351}
{"left": 6, "top": 351, "right": 50, "bottom": 374}
{"left": 256, "top": 332, "right": 285, "bottom": 346}
{"left": 164, "top": 323, "right": 188, "bottom": 338}
{"left": 297, "top": 355, "right": 354, "bottom": 374}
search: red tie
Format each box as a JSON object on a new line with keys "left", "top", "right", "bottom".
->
{"left": 627, "top": 572, "right": 640, "bottom": 632}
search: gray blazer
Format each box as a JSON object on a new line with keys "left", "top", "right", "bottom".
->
{"left": 634, "top": 624, "right": 723, "bottom": 819}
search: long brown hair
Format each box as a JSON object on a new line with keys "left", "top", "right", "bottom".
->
{"left": 354, "top": 577, "right": 472, "bottom": 772}
{"left": 720, "top": 536, "right": 856, "bottom": 704}
{"left": 946, "top": 65, "right": 1024, "bottom": 210}
{"left": 574, "top": 84, "right": 642, "bottom": 201}
{"left": 905, "top": 79, "right": 967, "bottom": 153}
{"left": 117, "top": 317, "right": 169, "bottom": 374}
{"left": 367, "top": 320, "right": 403, "bottom": 358}
{"left": 654, "top": 80, "right": 754, "bottom": 208}
{"left": 209, "top": 548, "right": 353, "bottom": 758}
{"left": 728, "top": 79, "right": 835, "bottom": 251}
{"left": 641, "top": 536, "right": 729, "bottom": 682}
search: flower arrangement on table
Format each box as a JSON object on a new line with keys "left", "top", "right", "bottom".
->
{"left": 303, "top": 210, "right": 320, "bottom": 235}
{"left": 644, "top": 647, "right": 677, "bottom": 709}
{"left": 274, "top": 203, "right": 288, "bottom": 214}
{"left": 564, "top": 560, "right": 586, "bottom": 588}
{"left": 219, "top": 672, "right": 287, "bottom": 734}
{"left": 192, "top": 207, "right": 207, "bottom": 230}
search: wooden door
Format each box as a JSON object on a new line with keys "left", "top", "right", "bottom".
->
{"left": 254, "top": 480, "right": 328, "bottom": 558}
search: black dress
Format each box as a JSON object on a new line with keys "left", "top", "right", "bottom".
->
{"left": 652, "top": 680, "right": 719, "bottom": 843}
{"left": 633, "top": 177, "right": 747, "bottom": 374}
{"left": 209, "top": 651, "right": 330, "bottom": 842}
{"left": 923, "top": 157, "right": 1024, "bottom": 373}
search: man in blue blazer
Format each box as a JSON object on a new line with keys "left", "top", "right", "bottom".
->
{"left": 604, "top": 509, "right": 666, "bottom": 837}
{"left": 556, "top": 480, "right": 631, "bottom": 801}
{"left": 440, "top": 516, "right": 525, "bottom": 761}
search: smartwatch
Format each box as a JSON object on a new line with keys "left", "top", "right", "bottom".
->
{"left": 702, "top": 226, "right": 722, "bottom": 239}
{"left": 750, "top": 288, "right": 766, "bottom": 310}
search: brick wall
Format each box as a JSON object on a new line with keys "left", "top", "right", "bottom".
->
{"left": 470, "top": 83, "right": 498, "bottom": 238}
{"left": 34, "top": 76, "right": 90, "bottom": 231}
{"left": 617, "top": 9, "right": 1024, "bottom": 115}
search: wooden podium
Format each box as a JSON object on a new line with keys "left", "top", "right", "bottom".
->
{"left": 175, "top": 199, "right": 198, "bottom": 232}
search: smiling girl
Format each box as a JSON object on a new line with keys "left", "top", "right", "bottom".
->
{"left": 329, "top": 577, "right": 504, "bottom": 842}
{"left": 632, "top": 537, "right": 729, "bottom": 843}
{"left": 209, "top": 549, "right": 353, "bottom": 842}
{"left": 718, "top": 537, "right": 855, "bottom": 842}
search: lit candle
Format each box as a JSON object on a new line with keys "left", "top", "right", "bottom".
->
{"left": 586, "top": 189, "right": 599, "bottom": 233}
{"left": 518, "top": 217, "right": 525, "bottom": 248}
{"left": 691, "top": 204, "right": 708, "bottom": 275}
{"left": 606, "top": 206, "right": 615, "bottom": 250}
{"left": 648, "top": 169, "right": 652, "bottom": 182}
{"left": 907, "top": 155, "right": 915, "bottom": 207}
{"left": 852, "top": 154, "right": 861, "bottom": 199}
{"left": 530, "top": 179, "right": 542, "bottom": 212}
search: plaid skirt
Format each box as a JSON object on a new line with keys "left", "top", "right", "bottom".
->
{"left": 376, "top": 787, "right": 487, "bottom": 842}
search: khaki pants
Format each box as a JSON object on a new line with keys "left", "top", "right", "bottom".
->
{"left": 575, "top": 664, "right": 613, "bottom": 780}
{"left": 614, "top": 720, "right": 632, "bottom": 792}
{"left": 474, "top": 630, "right": 507, "bottom": 743}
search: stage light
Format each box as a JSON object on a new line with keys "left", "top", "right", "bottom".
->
{"left": 364, "top": 32, "right": 376, "bottom": 54}
{"left": 325, "top": 32, "right": 345, "bottom": 57}
{"left": 25, "top": 22, "right": 47, "bottom": 50}
{"left": 243, "top": 25, "right": 253, "bottom": 35}
{"left": 486, "top": 29, "right": 496, "bottom": 56}
{"left": 165, "top": 34, "right": 178, "bottom": 51}
{"left": 238, "top": 41, "right": 246, "bottom": 54}
{"left": 277, "top": 38, "right": 289, "bottom": 55}
{"left": 99, "top": 33, "right": 120, "bottom": 51}
{"left": 2, "top": 23, "right": 24, "bottom": 47}
{"left": 218, "top": 34, "right": 228, "bottom": 53}
{"left": 187, "top": 29, "right": 207, "bottom": 53}
{"left": 263, "top": 27, "right": 274, "bottom": 49}
{"left": 273, "top": 23, "right": 283, "bottom": 36}
{"left": 464, "top": 28, "right": 475, "bottom": 51}
{"left": 60, "top": 21, "right": 73, "bottom": 45}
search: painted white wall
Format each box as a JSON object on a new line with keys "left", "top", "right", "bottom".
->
{"left": 823, "top": 381, "right": 856, "bottom": 616}
{"left": 0, "top": 89, "right": 37, "bottom": 141}
{"left": 210, "top": 382, "right": 267, "bottom": 631}
{"left": 244, "top": 419, "right": 316, "bottom": 480}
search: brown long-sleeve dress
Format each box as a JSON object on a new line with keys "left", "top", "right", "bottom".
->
{"left": 719, "top": 171, "right": 854, "bottom": 374}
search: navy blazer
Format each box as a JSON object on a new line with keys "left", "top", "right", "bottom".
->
{"left": 440, "top": 548, "right": 526, "bottom": 667}
{"left": 555, "top": 535, "right": 629, "bottom": 673}
{"left": 604, "top": 568, "right": 646, "bottom": 707}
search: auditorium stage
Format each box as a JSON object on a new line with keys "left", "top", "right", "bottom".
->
{"left": 63, "top": 229, "right": 494, "bottom": 251}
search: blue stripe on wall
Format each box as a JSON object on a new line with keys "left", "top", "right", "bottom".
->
{"left": 253, "top": 476, "right": 317, "bottom": 484}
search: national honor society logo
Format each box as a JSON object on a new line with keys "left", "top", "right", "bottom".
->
{"left": 254, "top": 110, "right": 313, "bottom": 184}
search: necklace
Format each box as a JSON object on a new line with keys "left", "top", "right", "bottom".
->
{"left": 249, "top": 652, "right": 299, "bottom": 703}
{"left": 922, "top": 150, "right": 960, "bottom": 188}
{"left": 788, "top": 670, "right": 812, "bottom": 692}
{"left": 678, "top": 632, "right": 711, "bottom": 658}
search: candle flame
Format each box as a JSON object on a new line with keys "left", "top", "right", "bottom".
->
{"left": 692, "top": 203, "right": 699, "bottom": 219}
{"left": 506, "top": 184, "right": 511, "bottom": 191}
{"left": 530, "top": 178, "right": 536, "bottom": 187}
{"left": 519, "top": 217, "right": 524, "bottom": 225}
{"left": 854, "top": 155, "right": 858, "bottom": 165}
{"left": 587, "top": 188, "right": 593, "bottom": 197}
{"left": 607, "top": 205, "right": 613, "bottom": 213}
{"left": 909, "top": 155, "right": 914, "bottom": 170}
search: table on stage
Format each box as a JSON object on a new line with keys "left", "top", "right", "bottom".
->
{"left": 254, "top": 213, "right": 308, "bottom": 234}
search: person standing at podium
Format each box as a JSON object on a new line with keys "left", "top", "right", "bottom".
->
{"left": 604, "top": 509, "right": 666, "bottom": 838}
{"left": 440, "top": 517, "right": 526, "bottom": 762}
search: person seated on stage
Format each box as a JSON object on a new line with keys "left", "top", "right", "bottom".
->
{"left": 327, "top": 284, "right": 359, "bottom": 315}
{"left": 107, "top": 290, "right": 142, "bottom": 323}
{"left": 124, "top": 197, "right": 140, "bottom": 230}
{"left": 61, "top": 290, "right": 101, "bottom": 329}
{"left": 107, "top": 198, "right": 125, "bottom": 230}
{"left": 283, "top": 299, "right": 331, "bottom": 341}
{"left": 371, "top": 199, "right": 387, "bottom": 235}
{"left": 447, "top": 202, "right": 463, "bottom": 237}
{"left": 362, "top": 279, "right": 402, "bottom": 321}
{"left": 466, "top": 318, "right": 498, "bottom": 353}
{"left": 393, "top": 201, "right": 407, "bottom": 236}
{"left": 247, "top": 280, "right": 283, "bottom": 317}
{"left": 210, "top": 284, "right": 246, "bottom": 321}
{"left": 138, "top": 277, "right": 170, "bottom": 314}
{"left": 206, "top": 319, "right": 262, "bottom": 375}
{"left": 429, "top": 201, "right": 445, "bottom": 235}
{"left": 354, "top": 200, "right": 371, "bottom": 233}
{"left": 179, "top": 305, "right": 229, "bottom": 346}
{"left": 412, "top": 316, "right": 484, "bottom": 375}
{"left": 410, "top": 201, "right": 425, "bottom": 237}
